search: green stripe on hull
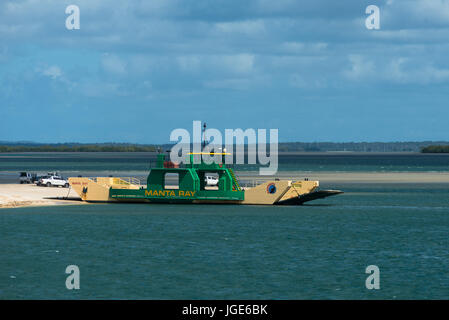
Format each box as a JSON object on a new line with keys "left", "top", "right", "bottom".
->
{"left": 109, "top": 188, "right": 244, "bottom": 203}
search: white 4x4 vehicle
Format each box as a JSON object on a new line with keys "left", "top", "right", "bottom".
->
{"left": 39, "top": 176, "right": 70, "bottom": 188}
{"left": 205, "top": 175, "right": 219, "bottom": 186}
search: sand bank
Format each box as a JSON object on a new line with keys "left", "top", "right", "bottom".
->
{"left": 0, "top": 184, "right": 83, "bottom": 209}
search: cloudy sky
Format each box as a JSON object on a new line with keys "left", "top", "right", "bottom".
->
{"left": 1, "top": 0, "right": 449, "bottom": 143}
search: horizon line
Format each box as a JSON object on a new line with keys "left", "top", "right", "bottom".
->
{"left": 2, "top": 140, "right": 449, "bottom": 145}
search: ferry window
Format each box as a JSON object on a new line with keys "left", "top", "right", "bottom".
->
{"left": 164, "top": 173, "right": 179, "bottom": 189}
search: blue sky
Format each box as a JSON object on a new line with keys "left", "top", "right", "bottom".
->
{"left": 1, "top": 0, "right": 449, "bottom": 143}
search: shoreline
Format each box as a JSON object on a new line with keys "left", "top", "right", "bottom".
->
{"left": 0, "top": 199, "right": 84, "bottom": 209}
{"left": 0, "top": 184, "right": 84, "bottom": 209}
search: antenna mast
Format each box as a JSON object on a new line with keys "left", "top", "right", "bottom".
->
{"left": 202, "top": 122, "right": 207, "bottom": 151}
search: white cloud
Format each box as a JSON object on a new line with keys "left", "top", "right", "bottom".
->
{"left": 386, "top": 57, "right": 449, "bottom": 84}
{"left": 177, "top": 55, "right": 201, "bottom": 72}
{"left": 175, "top": 54, "right": 255, "bottom": 75}
{"left": 101, "top": 54, "right": 127, "bottom": 75}
{"left": 404, "top": 0, "right": 449, "bottom": 24}
{"left": 342, "top": 55, "right": 449, "bottom": 85}
{"left": 1, "top": 0, "right": 449, "bottom": 99}
{"left": 128, "top": 55, "right": 155, "bottom": 74}
{"left": 289, "top": 74, "right": 327, "bottom": 89}
{"left": 219, "top": 54, "right": 255, "bottom": 74}
{"left": 215, "top": 20, "right": 266, "bottom": 35}
{"left": 203, "top": 78, "right": 251, "bottom": 90}
{"left": 343, "top": 55, "right": 375, "bottom": 80}
{"left": 80, "top": 81, "right": 127, "bottom": 97}
{"left": 280, "top": 42, "right": 328, "bottom": 54}
{"left": 281, "top": 42, "right": 305, "bottom": 53}
{"left": 41, "top": 65, "right": 62, "bottom": 79}
{"left": 383, "top": 0, "right": 449, "bottom": 29}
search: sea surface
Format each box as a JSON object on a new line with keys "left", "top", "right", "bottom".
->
{"left": 1, "top": 153, "right": 449, "bottom": 299}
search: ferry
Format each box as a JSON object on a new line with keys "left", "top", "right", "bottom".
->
{"left": 68, "top": 153, "right": 343, "bottom": 206}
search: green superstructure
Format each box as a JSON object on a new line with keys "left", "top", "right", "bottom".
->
{"left": 109, "top": 153, "right": 244, "bottom": 203}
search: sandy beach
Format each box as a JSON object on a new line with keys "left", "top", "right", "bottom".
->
{"left": 0, "top": 184, "right": 83, "bottom": 209}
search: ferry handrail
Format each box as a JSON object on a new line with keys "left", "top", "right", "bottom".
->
{"left": 80, "top": 176, "right": 141, "bottom": 186}
{"left": 114, "top": 177, "right": 141, "bottom": 186}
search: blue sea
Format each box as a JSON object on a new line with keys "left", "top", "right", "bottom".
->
{"left": 0, "top": 153, "right": 449, "bottom": 299}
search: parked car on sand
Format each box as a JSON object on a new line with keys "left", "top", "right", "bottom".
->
{"left": 19, "top": 172, "right": 37, "bottom": 184}
{"left": 38, "top": 176, "right": 70, "bottom": 188}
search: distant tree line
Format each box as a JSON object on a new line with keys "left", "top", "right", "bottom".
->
{"left": 1, "top": 141, "right": 449, "bottom": 153}
{"left": 421, "top": 145, "right": 449, "bottom": 153}
{"left": 276, "top": 141, "right": 449, "bottom": 152}
{"left": 0, "top": 144, "right": 157, "bottom": 152}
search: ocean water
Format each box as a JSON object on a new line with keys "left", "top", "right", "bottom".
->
{"left": 1, "top": 183, "right": 448, "bottom": 299}
{"left": 1, "top": 153, "right": 449, "bottom": 299}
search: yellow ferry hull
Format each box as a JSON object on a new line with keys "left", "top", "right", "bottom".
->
{"left": 68, "top": 177, "right": 342, "bottom": 205}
